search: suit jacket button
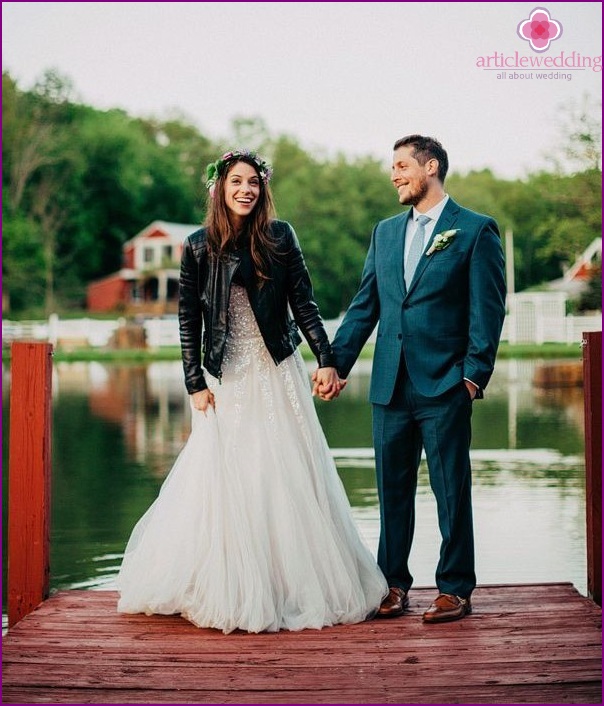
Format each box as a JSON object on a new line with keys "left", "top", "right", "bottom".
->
{"left": 398, "top": 334, "right": 402, "bottom": 340}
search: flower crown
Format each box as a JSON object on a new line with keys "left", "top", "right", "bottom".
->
{"left": 205, "top": 150, "right": 273, "bottom": 196}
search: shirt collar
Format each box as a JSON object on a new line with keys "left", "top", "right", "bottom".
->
{"left": 412, "top": 194, "right": 449, "bottom": 224}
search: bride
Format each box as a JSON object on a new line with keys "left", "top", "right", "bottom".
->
{"left": 116, "top": 149, "right": 387, "bottom": 634}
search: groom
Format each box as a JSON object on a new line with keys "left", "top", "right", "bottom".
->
{"left": 316, "top": 135, "right": 506, "bottom": 622}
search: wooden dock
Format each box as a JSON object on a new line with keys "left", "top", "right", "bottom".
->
{"left": 4, "top": 339, "right": 602, "bottom": 704}
{"left": 2, "top": 583, "right": 601, "bottom": 704}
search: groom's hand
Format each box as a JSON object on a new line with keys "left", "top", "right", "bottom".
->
{"left": 311, "top": 368, "right": 347, "bottom": 400}
{"left": 464, "top": 379, "right": 478, "bottom": 400}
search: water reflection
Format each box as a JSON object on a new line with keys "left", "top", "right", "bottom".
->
{"left": 2, "top": 357, "right": 587, "bottom": 613}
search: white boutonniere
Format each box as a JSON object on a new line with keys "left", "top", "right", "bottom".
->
{"left": 426, "top": 229, "right": 459, "bottom": 256}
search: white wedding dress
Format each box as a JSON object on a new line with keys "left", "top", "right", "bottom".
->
{"left": 117, "top": 285, "right": 387, "bottom": 633}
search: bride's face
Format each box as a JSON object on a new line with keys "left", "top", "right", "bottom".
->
{"left": 224, "top": 161, "right": 260, "bottom": 227}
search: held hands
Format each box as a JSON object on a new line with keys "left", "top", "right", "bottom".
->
{"left": 311, "top": 367, "right": 347, "bottom": 401}
{"left": 191, "top": 389, "right": 216, "bottom": 414}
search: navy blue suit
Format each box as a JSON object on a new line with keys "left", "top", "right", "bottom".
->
{"left": 332, "top": 198, "right": 506, "bottom": 597}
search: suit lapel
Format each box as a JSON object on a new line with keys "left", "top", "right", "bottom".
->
{"left": 394, "top": 210, "right": 412, "bottom": 297}
{"left": 404, "top": 198, "right": 460, "bottom": 298}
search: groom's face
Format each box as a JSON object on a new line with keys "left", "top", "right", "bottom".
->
{"left": 391, "top": 146, "right": 429, "bottom": 207}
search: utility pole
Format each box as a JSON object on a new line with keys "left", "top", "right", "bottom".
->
{"left": 505, "top": 228, "right": 516, "bottom": 344}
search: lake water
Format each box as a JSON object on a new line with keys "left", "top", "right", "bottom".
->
{"left": 2, "top": 356, "right": 588, "bottom": 625}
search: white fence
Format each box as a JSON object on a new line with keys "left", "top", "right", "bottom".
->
{"left": 2, "top": 293, "right": 601, "bottom": 349}
{"left": 1, "top": 315, "right": 178, "bottom": 349}
{"left": 503, "top": 291, "right": 601, "bottom": 344}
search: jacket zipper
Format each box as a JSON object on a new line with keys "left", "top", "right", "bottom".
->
{"left": 210, "top": 257, "right": 219, "bottom": 382}
{"left": 213, "top": 255, "right": 241, "bottom": 384}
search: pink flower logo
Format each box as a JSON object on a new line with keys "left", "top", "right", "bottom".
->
{"left": 517, "top": 7, "right": 563, "bottom": 53}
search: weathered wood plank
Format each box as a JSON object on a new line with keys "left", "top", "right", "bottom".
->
{"left": 12, "top": 581, "right": 598, "bottom": 618}
{"left": 4, "top": 632, "right": 601, "bottom": 658}
{"left": 2, "top": 585, "right": 600, "bottom": 705}
{"left": 3, "top": 659, "right": 602, "bottom": 689}
{"left": 2, "top": 683, "right": 602, "bottom": 705}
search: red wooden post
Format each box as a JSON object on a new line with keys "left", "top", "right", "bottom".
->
{"left": 8, "top": 342, "right": 53, "bottom": 627}
{"left": 582, "top": 331, "right": 601, "bottom": 607}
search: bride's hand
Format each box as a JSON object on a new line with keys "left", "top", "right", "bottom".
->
{"left": 312, "top": 367, "right": 346, "bottom": 400}
{"left": 191, "top": 389, "right": 215, "bottom": 414}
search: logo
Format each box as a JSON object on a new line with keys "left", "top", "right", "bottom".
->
{"left": 476, "top": 6, "right": 600, "bottom": 79}
{"left": 517, "top": 7, "right": 563, "bottom": 53}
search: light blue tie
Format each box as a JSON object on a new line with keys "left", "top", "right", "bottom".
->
{"left": 405, "top": 214, "right": 431, "bottom": 288}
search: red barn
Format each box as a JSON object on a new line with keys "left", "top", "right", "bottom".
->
{"left": 87, "top": 221, "right": 198, "bottom": 314}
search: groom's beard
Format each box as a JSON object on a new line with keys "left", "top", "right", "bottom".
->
{"left": 398, "top": 176, "right": 429, "bottom": 207}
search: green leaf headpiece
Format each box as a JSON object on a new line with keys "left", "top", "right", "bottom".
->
{"left": 205, "top": 150, "right": 273, "bottom": 197}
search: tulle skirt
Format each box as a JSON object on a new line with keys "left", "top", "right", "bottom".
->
{"left": 116, "top": 286, "right": 387, "bottom": 633}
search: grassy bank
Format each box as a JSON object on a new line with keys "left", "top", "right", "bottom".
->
{"left": 2, "top": 341, "right": 583, "bottom": 364}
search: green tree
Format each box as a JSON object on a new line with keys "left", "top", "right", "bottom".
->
{"left": 2, "top": 70, "right": 601, "bottom": 317}
{"left": 549, "top": 93, "right": 602, "bottom": 173}
{"left": 271, "top": 138, "right": 396, "bottom": 316}
{"left": 1, "top": 207, "right": 46, "bottom": 313}
{"left": 2, "top": 70, "right": 83, "bottom": 312}
{"left": 135, "top": 113, "right": 216, "bottom": 224}
{"left": 577, "top": 269, "right": 602, "bottom": 312}
{"left": 2, "top": 72, "right": 219, "bottom": 312}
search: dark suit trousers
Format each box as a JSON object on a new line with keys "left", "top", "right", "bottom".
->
{"left": 372, "top": 360, "right": 476, "bottom": 598}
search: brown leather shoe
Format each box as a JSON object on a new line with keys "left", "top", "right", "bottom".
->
{"left": 376, "top": 587, "right": 409, "bottom": 618}
{"left": 422, "top": 593, "right": 472, "bottom": 623}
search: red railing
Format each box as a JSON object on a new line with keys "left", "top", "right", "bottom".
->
{"left": 583, "top": 330, "right": 602, "bottom": 606}
{"left": 7, "top": 342, "right": 53, "bottom": 627}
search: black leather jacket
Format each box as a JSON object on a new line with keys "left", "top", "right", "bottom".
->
{"left": 178, "top": 220, "right": 335, "bottom": 394}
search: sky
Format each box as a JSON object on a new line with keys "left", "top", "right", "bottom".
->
{"left": 2, "top": 2, "right": 602, "bottom": 179}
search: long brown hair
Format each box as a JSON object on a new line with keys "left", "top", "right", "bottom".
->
{"left": 204, "top": 156, "right": 277, "bottom": 282}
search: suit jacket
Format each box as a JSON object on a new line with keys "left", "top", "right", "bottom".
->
{"left": 332, "top": 198, "right": 507, "bottom": 404}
